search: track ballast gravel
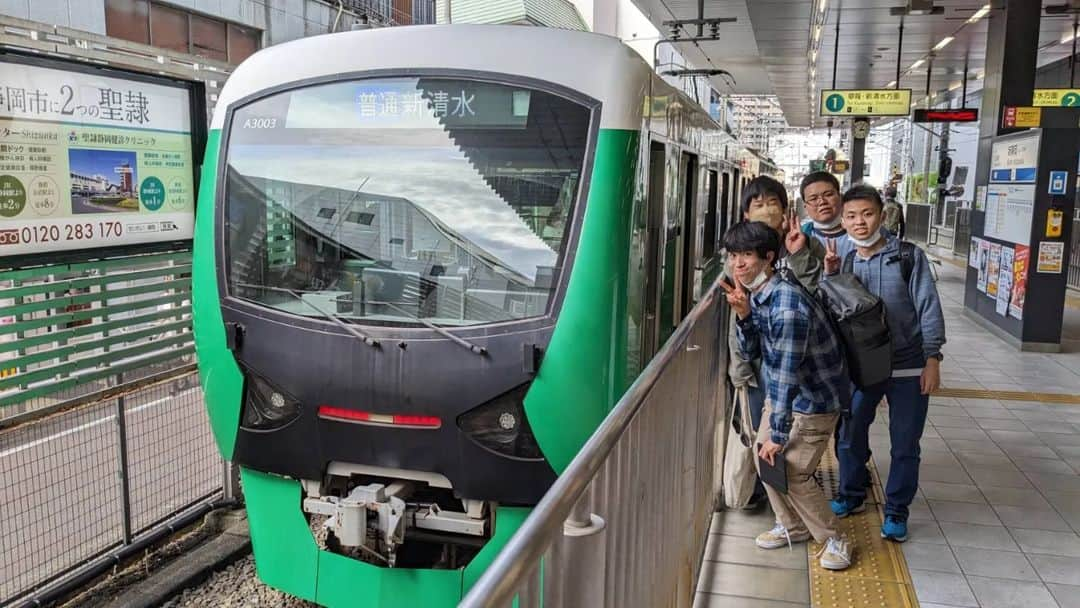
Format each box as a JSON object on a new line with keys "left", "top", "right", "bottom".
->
{"left": 161, "top": 555, "right": 316, "bottom": 608}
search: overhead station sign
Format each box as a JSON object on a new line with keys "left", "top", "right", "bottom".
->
{"left": 1032, "top": 89, "right": 1080, "bottom": 107}
{"left": 819, "top": 89, "right": 912, "bottom": 117}
{"left": 0, "top": 57, "right": 197, "bottom": 258}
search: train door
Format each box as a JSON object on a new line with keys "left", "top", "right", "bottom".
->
{"left": 703, "top": 168, "right": 719, "bottom": 260}
{"left": 677, "top": 152, "right": 699, "bottom": 318}
{"left": 718, "top": 170, "right": 731, "bottom": 244}
{"left": 641, "top": 141, "right": 667, "bottom": 358}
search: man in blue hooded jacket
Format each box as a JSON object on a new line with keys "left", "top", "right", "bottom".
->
{"left": 826, "top": 185, "right": 946, "bottom": 543}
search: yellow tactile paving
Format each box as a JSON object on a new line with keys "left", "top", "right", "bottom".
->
{"left": 808, "top": 447, "right": 919, "bottom": 608}
{"left": 934, "top": 387, "right": 1080, "bottom": 404}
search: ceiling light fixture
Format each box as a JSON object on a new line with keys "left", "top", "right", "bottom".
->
{"left": 814, "top": 26, "right": 822, "bottom": 42}
{"left": 885, "top": 80, "right": 896, "bottom": 88}
{"left": 819, "top": 0, "right": 828, "bottom": 14}
{"left": 967, "top": 4, "right": 990, "bottom": 24}
{"left": 910, "top": 59, "right": 925, "bottom": 70}
{"left": 933, "top": 36, "right": 954, "bottom": 51}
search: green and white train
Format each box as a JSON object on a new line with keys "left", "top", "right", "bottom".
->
{"left": 192, "top": 24, "right": 779, "bottom": 607}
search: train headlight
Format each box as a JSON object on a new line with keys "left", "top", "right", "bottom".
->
{"left": 241, "top": 372, "right": 302, "bottom": 431}
{"left": 457, "top": 384, "right": 544, "bottom": 461}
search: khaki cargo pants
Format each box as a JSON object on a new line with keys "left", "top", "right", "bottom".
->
{"left": 756, "top": 401, "right": 841, "bottom": 543}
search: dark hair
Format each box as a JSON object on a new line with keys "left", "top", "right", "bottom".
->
{"left": 842, "top": 184, "right": 884, "bottom": 209}
{"left": 799, "top": 171, "right": 840, "bottom": 200}
{"left": 740, "top": 176, "right": 788, "bottom": 215}
{"left": 723, "top": 221, "right": 781, "bottom": 264}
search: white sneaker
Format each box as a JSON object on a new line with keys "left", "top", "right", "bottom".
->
{"left": 817, "top": 535, "right": 852, "bottom": 570}
{"left": 756, "top": 523, "right": 811, "bottom": 550}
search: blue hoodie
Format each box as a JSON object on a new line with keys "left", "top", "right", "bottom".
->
{"left": 840, "top": 233, "right": 946, "bottom": 370}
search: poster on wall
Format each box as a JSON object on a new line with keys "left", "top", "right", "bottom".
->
{"left": 0, "top": 57, "right": 197, "bottom": 258}
{"left": 969, "top": 237, "right": 982, "bottom": 268}
{"left": 986, "top": 243, "right": 1002, "bottom": 297}
{"left": 1037, "top": 241, "right": 1065, "bottom": 273}
{"left": 977, "top": 239, "right": 990, "bottom": 292}
{"left": 996, "top": 246, "right": 1014, "bottom": 316}
{"left": 1010, "top": 244, "right": 1029, "bottom": 319}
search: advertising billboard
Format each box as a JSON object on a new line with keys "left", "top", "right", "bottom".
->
{"left": 0, "top": 54, "right": 200, "bottom": 258}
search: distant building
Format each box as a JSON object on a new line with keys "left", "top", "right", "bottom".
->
{"left": 435, "top": 0, "right": 587, "bottom": 30}
{"left": 70, "top": 172, "right": 113, "bottom": 194}
{"left": 0, "top": 1, "right": 428, "bottom": 124}
{"left": 117, "top": 163, "right": 134, "bottom": 193}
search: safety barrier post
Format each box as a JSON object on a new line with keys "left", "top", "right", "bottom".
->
{"left": 116, "top": 381, "right": 134, "bottom": 545}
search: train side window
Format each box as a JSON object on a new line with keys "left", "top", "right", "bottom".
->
{"left": 702, "top": 169, "right": 719, "bottom": 258}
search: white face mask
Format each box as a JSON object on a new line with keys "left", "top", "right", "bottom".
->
{"left": 849, "top": 231, "right": 883, "bottom": 248}
{"left": 813, "top": 216, "right": 843, "bottom": 231}
{"left": 740, "top": 270, "right": 770, "bottom": 290}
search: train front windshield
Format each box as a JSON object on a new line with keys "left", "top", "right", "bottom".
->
{"left": 223, "top": 77, "right": 592, "bottom": 327}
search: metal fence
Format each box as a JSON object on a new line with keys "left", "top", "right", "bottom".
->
{"left": 459, "top": 282, "right": 727, "bottom": 608}
{"left": 0, "top": 251, "right": 225, "bottom": 607}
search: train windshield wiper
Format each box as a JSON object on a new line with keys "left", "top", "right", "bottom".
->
{"left": 234, "top": 283, "right": 380, "bottom": 348}
{"left": 371, "top": 299, "right": 487, "bottom": 356}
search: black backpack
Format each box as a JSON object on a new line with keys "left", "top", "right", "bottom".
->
{"left": 779, "top": 261, "right": 893, "bottom": 391}
{"left": 815, "top": 273, "right": 893, "bottom": 389}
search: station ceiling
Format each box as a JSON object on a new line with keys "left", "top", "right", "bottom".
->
{"left": 630, "top": 1, "right": 1080, "bottom": 128}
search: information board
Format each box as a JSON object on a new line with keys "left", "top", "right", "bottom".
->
{"left": 989, "top": 133, "right": 1039, "bottom": 184}
{"left": 984, "top": 184, "right": 1035, "bottom": 245}
{"left": 819, "top": 89, "right": 912, "bottom": 117}
{"left": 984, "top": 133, "right": 1039, "bottom": 245}
{"left": 0, "top": 56, "right": 197, "bottom": 258}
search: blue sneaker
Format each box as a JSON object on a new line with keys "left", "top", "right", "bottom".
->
{"left": 830, "top": 496, "right": 866, "bottom": 518}
{"left": 881, "top": 516, "right": 908, "bottom": 542}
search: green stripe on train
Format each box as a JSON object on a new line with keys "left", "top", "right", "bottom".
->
{"left": 525, "top": 128, "right": 640, "bottom": 473}
{"left": 192, "top": 128, "right": 244, "bottom": 459}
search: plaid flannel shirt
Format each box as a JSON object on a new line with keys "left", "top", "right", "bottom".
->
{"left": 735, "top": 273, "right": 849, "bottom": 445}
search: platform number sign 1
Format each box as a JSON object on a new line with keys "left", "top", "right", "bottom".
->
{"left": 825, "top": 94, "right": 845, "bottom": 113}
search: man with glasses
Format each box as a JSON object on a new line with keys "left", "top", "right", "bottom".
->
{"left": 800, "top": 172, "right": 847, "bottom": 244}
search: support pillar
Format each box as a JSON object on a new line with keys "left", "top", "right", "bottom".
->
{"left": 964, "top": 1, "right": 1078, "bottom": 351}
{"left": 850, "top": 117, "right": 868, "bottom": 184}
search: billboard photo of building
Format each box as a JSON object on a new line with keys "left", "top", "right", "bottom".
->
{"left": 69, "top": 149, "right": 140, "bottom": 214}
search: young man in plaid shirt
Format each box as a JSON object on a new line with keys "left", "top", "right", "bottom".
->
{"left": 722, "top": 220, "right": 853, "bottom": 570}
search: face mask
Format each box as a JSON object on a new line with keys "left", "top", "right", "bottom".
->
{"left": 849, "top": 231, "right": 883, "bottom": 248}
{"left": 740, "top": 269, "right": 769, "bottom": 290}
{"left": 747, "top": 206, "right": 784, "bottom": 231}
{"left": 813, "top": 216, "right": 843, "bottom": 231}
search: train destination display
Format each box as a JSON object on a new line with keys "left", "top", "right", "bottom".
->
{"left": 0, "top": 58, "right": 196, "bottom": 257}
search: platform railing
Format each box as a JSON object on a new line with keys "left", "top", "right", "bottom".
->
{"left": 459, "top": 281, "right": 728, "bottom": 608}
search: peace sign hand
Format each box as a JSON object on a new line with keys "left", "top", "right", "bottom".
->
{"left": 720, "top": 277, "right": 751, "bottom": 320}
{"left": 824, "top": 238, "right": 841, "bottom": 275}
{"left": 785, "top": 208, "right": 807, "bottom": 254}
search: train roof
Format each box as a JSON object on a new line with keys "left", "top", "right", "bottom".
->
{"left": 211, "top": 25, "right": 653, "bottom": 131}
